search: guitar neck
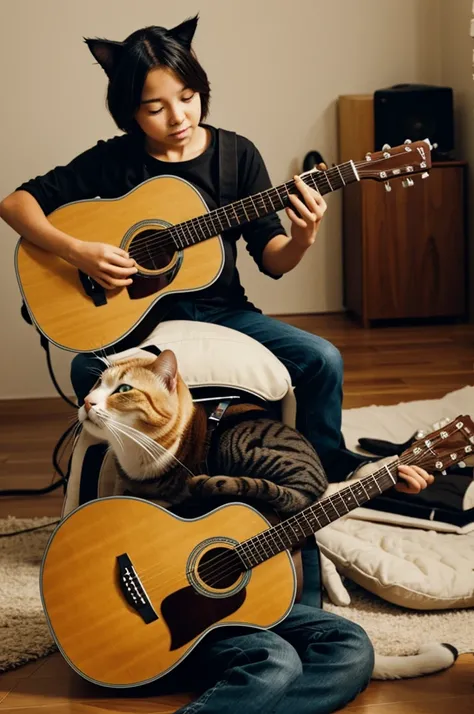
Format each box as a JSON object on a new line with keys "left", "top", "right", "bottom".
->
{"left": 166, "top": 161, "right": 360, "bottom": 250}
{"left": 235, "top": 461, "right": 397, "bottom": 570}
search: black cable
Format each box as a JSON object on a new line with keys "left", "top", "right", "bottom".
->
{"left": 0, "top": 418, "right": 79, "bottom": 497}
{"left": 8, "top": 305, "right": 79, "bottom": 496}
{"left": 0, "top": 521, "right": 60, "bottom": 538}
{"left": 45, "top": 341, "right": 78, "bottom": 410}
{"left": 0, "top": 333, "right": 81, "bottom": 497}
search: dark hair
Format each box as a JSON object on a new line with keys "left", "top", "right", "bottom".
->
{"left": 85, "top": 16, "right": 210, "bottom": 134}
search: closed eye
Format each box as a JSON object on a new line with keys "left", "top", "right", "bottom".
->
{"left": 148, "top": 93, "right": 195, "bottom": 115}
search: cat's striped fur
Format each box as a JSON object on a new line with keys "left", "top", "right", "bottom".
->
{"left": 78, "top": 349, "right": 327, "bottom": 514}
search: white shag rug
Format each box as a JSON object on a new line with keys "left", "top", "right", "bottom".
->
{"left": 323, "top": 581, "right": 474, "bottom": 656}
{"left": 0, "top": 516, "right": 57, "bottom": 671}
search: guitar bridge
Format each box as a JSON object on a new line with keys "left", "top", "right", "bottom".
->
{"left": 117, "top": 553, "right": 158, "bottom": 624}
{"left": 78, "top": 271, "right": 107, "bottom": 307}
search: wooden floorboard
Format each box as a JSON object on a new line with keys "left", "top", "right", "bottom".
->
{"left": 0, "top": 313, "right": 473, "bottom": 712}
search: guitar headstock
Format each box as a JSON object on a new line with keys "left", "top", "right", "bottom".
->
{"left": 356, "top": 139, "right": 433, "bottom": 190}
{"left": 400, "top": 415, "right": 474, "bottom": 473}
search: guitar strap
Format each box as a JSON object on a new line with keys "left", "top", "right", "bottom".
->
{"left": 217, "top": 128, "right": 238, "bottom": 206}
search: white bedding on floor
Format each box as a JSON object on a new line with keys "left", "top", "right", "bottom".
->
{"left": 317, "top": 386, "right": 474, "bottom": 610}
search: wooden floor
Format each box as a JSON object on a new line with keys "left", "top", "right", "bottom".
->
{"left": 0, "top": 313, "right": 473, "bottom": 713}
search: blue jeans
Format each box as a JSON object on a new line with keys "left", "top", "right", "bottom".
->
{"left": 170, "top": 603, "right": 373, "bottom": 714}
{"left": 71, "top": 300, "right": 367, "bottom": 480}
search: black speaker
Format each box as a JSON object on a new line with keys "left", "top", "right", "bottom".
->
{"left": 374, "top": 84, "right": 454, "bottom": 160}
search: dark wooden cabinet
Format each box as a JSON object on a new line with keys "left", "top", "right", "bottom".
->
{"left": 342, "top": 162, "right": 468, "bottom": 326}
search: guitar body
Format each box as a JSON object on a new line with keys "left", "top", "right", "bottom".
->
{"left": 15, "top": 177, "right": 225, "bottom": 352}
{"left": 40, "top": 497, "right": 296, "bottom": 688}
{"left": 40, "top": 414, "right": 473, "bottom": 689}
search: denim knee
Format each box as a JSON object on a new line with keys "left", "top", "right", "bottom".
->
{"left": 312, "top": 338, "right": 343, "bottom": 379}
{"left": 344, "top": 620, "right": 375, "bottom": 691}
{"left": 253, "top": 632, "right": 303, "bottom": 692}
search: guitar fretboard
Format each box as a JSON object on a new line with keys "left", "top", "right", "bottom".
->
{"left": 235, "top": 462, "right": 397, "bottom": 570}
{"left": 150, "top": 161, "right": 359, "bottom": 252}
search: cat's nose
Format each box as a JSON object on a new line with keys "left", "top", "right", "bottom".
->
{"left": 84, "top": 396, "right": 97, "bottom": 414}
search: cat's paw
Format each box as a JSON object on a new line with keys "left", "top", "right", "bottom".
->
{"left": 189, "top": 475, "right": 212, "bottom": 495}
{"left": 319, "top": 552, "right": 351, "bottom": 606}
{"left": 192, "top": 475, "right": 239, "bottom": 497}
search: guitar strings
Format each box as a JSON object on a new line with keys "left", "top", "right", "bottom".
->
{"left": 136, "top": 443, "right": 441, "bottom": 588}
{"left": 117, "top": 168, "right": 356, "bottom": 265}
{"left": 132, "top": 436, "right": 451, "bottom": 592}
{"left": 114, "top": 152, "right": 418, "bottom": 266}
{"left": 107, "top": 414, "right": 453, "bottom": 592}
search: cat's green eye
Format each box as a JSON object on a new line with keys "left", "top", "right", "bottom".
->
{"left": 114, "top": 384, "right": 133, "bottom": 394}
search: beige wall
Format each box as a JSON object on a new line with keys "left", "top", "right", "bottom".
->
{"left": 0, "top": 0, "right": 455, "bottom": 399}
{"left": 437, "top": 0, "right": 474, "bottom": 318}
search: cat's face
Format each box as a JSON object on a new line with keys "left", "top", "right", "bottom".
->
{"left": 78, "top": 350, "right": 192, "bottom": 445}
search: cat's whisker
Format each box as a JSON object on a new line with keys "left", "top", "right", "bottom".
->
{"left": 98, "top": 414, "right": 161, "bottom": 463}
{"left": 70, "top": 421, "right": 82, "bottom": 440}
{"left": 100, "top": 414, "right": 197, "bottom": 478}
{"left": 105, "top": 422, "right": 125, "bottom": 452}
{"left": 91, "top": 348, "right": 112, "bottom": 369}
{"left": 96, "top": 409, "right": 197, "bottom": 478}
{"left": 87, "top": 368, "right": 106, "bottom": 379}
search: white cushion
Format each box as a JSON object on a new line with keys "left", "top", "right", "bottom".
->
{"left": 110, "top": 320, "right": 293, "bottom": 405}
{"left": 316, "top": 484, "right": 474, "bottom": 611}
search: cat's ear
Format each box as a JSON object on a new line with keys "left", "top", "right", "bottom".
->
{"left": 84, "top": 37, "right": 125, "bottom": 78}
{"left": 167, "top": 15, "right": 199, "bottom": 49}
{"left": 149, "top": 350, "right": 178, "bottom": 393}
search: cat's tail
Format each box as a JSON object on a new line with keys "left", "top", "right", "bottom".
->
{"left": 372, "top": 643, "right": 458, "bottom": 680}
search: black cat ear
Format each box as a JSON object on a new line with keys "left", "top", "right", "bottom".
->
{"left": 167, "top": 14, "right": 199, "bottom": 49}
{"left": 84, "top": 37, "right": 125, "bottom": 78}
{"left": 149, "top": 350, "right": 178, "bottom": 393}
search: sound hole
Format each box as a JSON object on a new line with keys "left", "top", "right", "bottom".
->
{"left": 128, "top": 229, "right": 176, "bottom": 271}
{"left": 197, "top": 547, "right": 244, "bottom": 590}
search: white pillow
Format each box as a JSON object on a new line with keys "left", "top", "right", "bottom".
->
{"left": 317, "top": 516, "right": 474, "bottom": 610}
{"left": 109, "top": 320, "right": 293, "bottom": 404}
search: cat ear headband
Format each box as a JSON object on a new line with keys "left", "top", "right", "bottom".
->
{"left": 84, "top": 15, "right": 198, "bottom": 77}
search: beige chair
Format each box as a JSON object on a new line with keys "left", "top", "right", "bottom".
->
{"left": 62, "top": 320, "right": 296, "bottom": 516}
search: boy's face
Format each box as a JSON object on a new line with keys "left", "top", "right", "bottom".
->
{"left": 135, "top": 67, "right": 202, "bottom": 150}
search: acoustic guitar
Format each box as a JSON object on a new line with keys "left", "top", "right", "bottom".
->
{"left": 16, "top": 140, "right": 432, "bottom": 353}
{"left": 40, "top": 415, "right": 473, "bottom": 688}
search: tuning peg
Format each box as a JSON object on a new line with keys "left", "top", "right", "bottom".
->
{"left": 365, "top": 153, "right": 372, "bottom": 161}
{"left": 383, "top": 152, "right": 391, "bottom": 159}
{"left": 404, "top": 139, "right": 412, "bottom": 144}
{"left": 402, "top": 178, "right": 414, "bottom": 188}
{"left": 384, "top": 182, "right": 392, "bottom": 192}
{"left": 382, "top": 143, "right": 391, "bottom": 151}
{"left": 421, "top": 172, "right": 430, "bottom": 179}
{"left": 441, "top": 470, "right": 447, "bottom": 476}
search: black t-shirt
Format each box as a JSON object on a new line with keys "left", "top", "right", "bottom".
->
{"left": 16, "top": 125, "right": 284, "bottom": 308}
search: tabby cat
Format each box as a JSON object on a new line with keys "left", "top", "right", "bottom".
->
{"left": 78, "top": 349, "right": 327, "bottom": 513}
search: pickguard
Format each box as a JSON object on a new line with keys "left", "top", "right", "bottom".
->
{"left": 161, "top": 585, "right": 246, "bottom": 651}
